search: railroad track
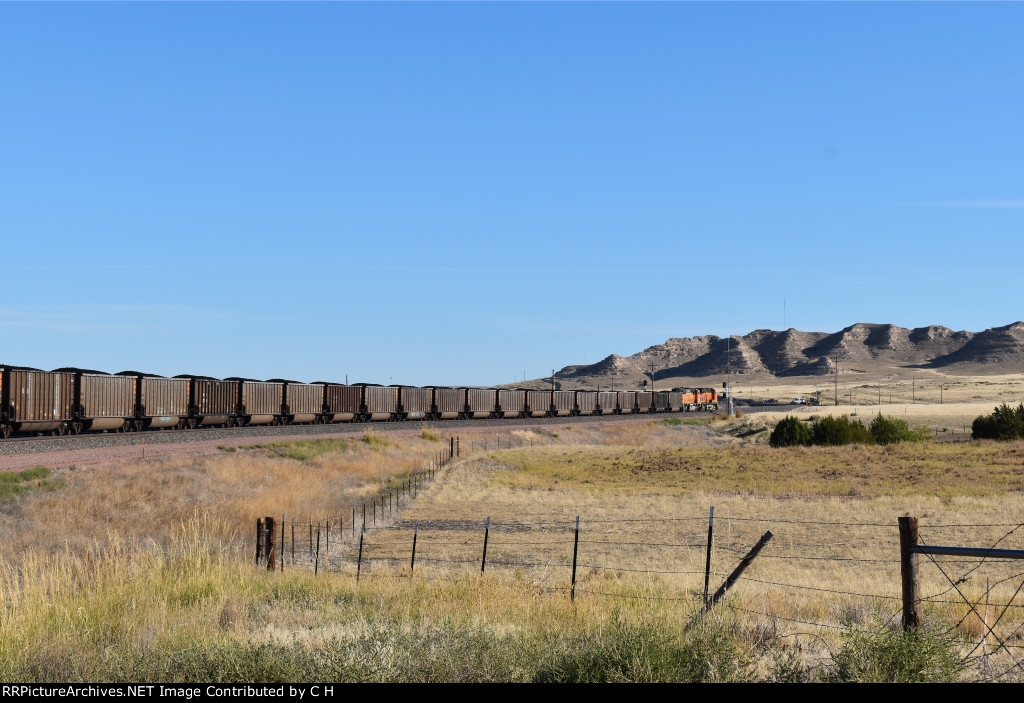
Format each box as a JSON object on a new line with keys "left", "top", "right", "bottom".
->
{"left": 0, "top": 410, "right": 734, "bottom": 457}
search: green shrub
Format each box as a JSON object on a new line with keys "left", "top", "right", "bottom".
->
{"left": 534, "top": 616, "right": 750, "bottom": 683}
{"left": 972, "top": 403, "right": 1024, "bottom": 441}
{"left": 0, "top": 467, "right": 64, "bottom": 500}
{"left": 869, "top": 414, "right": 931, "bottom": 445}
{"left": 810, "top": 415, "right": 873, "bottom": 446}
{"left": 769, "top": 416, "right": 812, "bottom": 448}
{"left": 827, "top": 628, "right": 965, "bottom": 683}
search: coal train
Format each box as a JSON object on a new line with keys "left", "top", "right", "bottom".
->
{"left": 0, "top": 366, "right": 718, "bottom": 439}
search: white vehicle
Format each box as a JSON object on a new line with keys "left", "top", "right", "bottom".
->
{"left": 792, "top": 397, "right": 807, "bottom": 405}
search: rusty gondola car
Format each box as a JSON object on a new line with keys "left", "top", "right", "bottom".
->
{"left": 282, "top": 382, "right": 323, "bottom": 425}
{"left": 0, "top": 367, "right": 75, "bottom": 437}
{"left": 526, "top": 390, "right": 552, "bottom": 417}
{"left": 465, "top": 388, "right": 497, "bottom": 419}
{"left": 2, "top": 361, "right": 720, "bottom": 439}
{"left": 124, "top": 373, "right": 190, "bottom": 430}
{"left": 322, "top": 383, "right": 361, "bottom": 423}
{"left": 72, "top": 371, "right": 137, "bottom": 433}
{"left": 575, "top": 391, "right": 597, "bottom": 416}
{"left": 497, "top": 389, "right": 525, "bottom": 418}
{"left": 399, "top": 386, "right": 431, "bottom": 420}
{"left": 431, "top": 387, "right": 464, "bottom": 421}
{"left": 185, "top": 376, "right": 238, "bottom": 428}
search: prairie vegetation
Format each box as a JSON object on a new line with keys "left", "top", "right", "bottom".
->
{"left": 1, "top": 419, "right": 1023, "bottom": 681}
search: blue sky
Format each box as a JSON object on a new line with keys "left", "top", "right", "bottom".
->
{"left": 1, "top": 3, "right": 1021, "bottom": 386}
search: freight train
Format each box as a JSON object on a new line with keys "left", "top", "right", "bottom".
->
{"left": 0, "top": 366, "right": 718, "bottom": 439}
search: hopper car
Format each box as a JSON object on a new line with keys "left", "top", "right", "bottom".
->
{"left": 0, "top": 365, "right": 717, "bottom": 439}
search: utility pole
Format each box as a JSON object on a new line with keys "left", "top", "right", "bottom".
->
{"left": 551, "top": 369, "right": 555, "bottom": 393}
{"left": 834, "top": 355, "right": 839, "bottom": 406}
{"left": 727, "top": 336, "right": 734, "bottom": 415}
{"left": 912, "top": 376, "right": 915, "bottom": 404}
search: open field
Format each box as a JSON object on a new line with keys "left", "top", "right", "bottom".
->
{"left": 664, "top": 370, "right": 1024, "bottom": 409}
{"left": 2, "top": 419, "right": 1024, "bottom": 681}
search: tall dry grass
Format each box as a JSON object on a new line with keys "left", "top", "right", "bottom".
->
{"left": 0, "top": 432, "right": 450, "bottom": 560}
{"left": 1, "top": 420, "right": 1022, "bottom": 681}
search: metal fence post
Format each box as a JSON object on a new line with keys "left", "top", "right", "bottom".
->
{"left": 570, "top": 515, "right": 580, "bottom": 603}
{"left": 481, "top": 516, "right": 490, "bottom": 573}
{"left": 410, "top": 521, "right": 419, "bottom": 578}
{"left": 703, "top": 506, "right": 715, "bottom": 607}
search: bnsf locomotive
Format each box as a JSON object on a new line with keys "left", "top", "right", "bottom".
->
{"left": 0, "top": 366, "right": 718, "bottom": 439}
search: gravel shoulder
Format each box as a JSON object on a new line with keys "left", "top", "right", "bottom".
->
{"left": 0, "top": 414, "right": 708, "bottom": 471}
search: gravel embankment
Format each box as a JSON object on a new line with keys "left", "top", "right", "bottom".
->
{"left": 0, "top": 413, "right": 718, "bottom": 471}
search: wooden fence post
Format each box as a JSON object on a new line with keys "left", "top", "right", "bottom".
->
{"left": 265, "top": 516, "right": 276, "bottom": 571}
{"left": 280, "top": 515, "right": 285, "bottom": 573}
{"left": 898, "top": 516, "right": 922, "bottom": 630}
{"left": 254, "top": 518, "right": 264, "bottom": 565}
{"left": 700, "top": 530, "right": 774, "bottom": 616}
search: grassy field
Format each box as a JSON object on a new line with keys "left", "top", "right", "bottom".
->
{"left": 2, "top": 418, "right": 1024, "bottom": 681}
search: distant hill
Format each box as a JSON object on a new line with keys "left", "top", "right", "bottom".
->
{"left": 512, "top": 322, "right": 1024, "bottom": 390}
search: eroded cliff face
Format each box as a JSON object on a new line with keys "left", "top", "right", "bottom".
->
{"left": 540, "top": 322, "right": 1024, "bottom": 388}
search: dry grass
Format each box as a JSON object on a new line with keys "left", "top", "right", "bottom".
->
{"left": 0, "top": 432, "right": 447, "bottom": 560}
{"left": 483, "top": 440, "right": 1024, "bottom": 498}
{"left": 3, "top": 420, "right": 1024, "bottom": 681}
{"left": 354, "top": 428, "right": 1024, "bottom": 679}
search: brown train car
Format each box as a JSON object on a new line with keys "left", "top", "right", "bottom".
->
{"left": 636, "top": 391, "right": 653, "bottom": 413}
{"left": 135, "top": 375, "right": 189, "bottom": 429}
{"left": 363, "top": 385, "right": 399, "bottom": 421}
{"left": 400, "top": 386, "right": 431, "bottom": 420}
{"left": 552, "top": 390, "right": 574, "bottom": 417}
{"left": 668, "top": 391, "right": 683, "bottom": 412}
{"left": 617, "top": 391, "right": 636, "bottom": 414}
{"left": 497, "top": 389, "right": 525, "bottom": 418}
{"left": 431, "top": 387, "right": 464, "bottom": 420}
{"left": 239, "top": 381, "right": 283, "bottom": 425}
{"left": 188, "top": 377, "right": 237, "bottom": 427}
{"left": 0, "top": 368, "right": 74, "bottom": 437}
{"left": 652, "top": 391, "right": 670, "bottom": 413}
{"left": 596, "top": 391, "right": 617, "bottom": 415}
{"left": 323, "top": 384, "right": 361, "bottom": 422}
{"left": 466, "top": 388, "right": 496, "bottom": 419}
{"left": 76, "top": 372, "right": 136, "bottom": 432}
{"left": 526, "top": 390, "right": 551, "bottom": 417}
{"left": 284, "top": 383, "right": 323, "bottom": 424}
{"left": 575, "top": 391, "right": 597, "bottom": 416}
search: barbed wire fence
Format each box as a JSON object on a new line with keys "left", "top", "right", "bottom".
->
{"left": 249, "top": 435, "right": 1024, "bottom": 681}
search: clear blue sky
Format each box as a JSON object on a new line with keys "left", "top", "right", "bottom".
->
{"left": 2, "top": 3, "right": 1021, "bottom": 386}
